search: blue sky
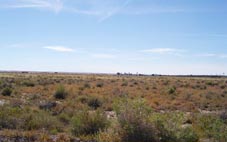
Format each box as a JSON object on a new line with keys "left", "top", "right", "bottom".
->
{"left": 0, "top": 0, "right": 227, "bottom": 75}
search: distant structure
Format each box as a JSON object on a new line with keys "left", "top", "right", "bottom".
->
{"left": 116, "top": 72, "right": 226, "bottom": 78}
{"left": 116, "top": 72, "right": 160, "bottom": 77}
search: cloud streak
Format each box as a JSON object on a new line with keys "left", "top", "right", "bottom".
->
{"left": 44, "top": 46, "right": 74, "bottom": 52}
{"left": 97, "top": 0, "right": 132, "bottom": 22}
{"left": 141, "top": 48, "right": 182, "bottom": 54}
{"left": 121, "top": 6, "right": 186, "bottom": 15}
{"left": 2, "top": 0, "right": 133, "bottom": 21}
{"left": 196, "top": 53, "right": 227, "bottom": 58}
{"left": 92, "top": 53, "right": 116, "bottom": 59}
{"left": 4, "top": 0, "right": 63, "bottom": 13}
{"left": 1, "top": 0, "right": 197, "bottom": 21}
{"left": 63, "top": 0, "right": 133, "bottom": 22}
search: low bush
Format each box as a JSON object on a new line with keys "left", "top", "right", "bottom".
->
{"left": 178, "top": 127, "right": 199, "bottom": 142}
{"left": 0, "top": 107, "right": 22, "bottom": 129}
{"left": 88, "top": 97, "right": 102, "bottom": 109}
{"left": 152, "top": 112, "right": 199, "bottom": 142}
{"left": 0, "top": 106, "right": 62, "bottom": 131}
{"left": 54, "top": 85, "right": 68, "bottom": 99}
{"left": 115, "top": 99, "right": 199, "bottom": 142}
{"left": 84, "top": 83, "right": 91, "bottom": 88}
{"left": 196, "top": 114, "right": 227, "bottom": 142}
{"left": 220, "top": 85, "right": 226, "bottom": 89}
{"left": 96, "top": 82, "right": 104, "bottom": 88}
{"left": 121, "top": 82, "right": 128, "bottom": 86}
{"left": 78, "top": 96, "right": 88, "bottom": 104}
{"left": 115, "top": 99, "right": 159, "bottom": 142}
{"left": 2, "top": 87, "right": 12, "bottom": 96}
{"left": 22, "top": 81, "right": 35, "bottom": 87}
{"left": 71, "top": 110, "right": 109, "bottom": 136}
{"left": 168, "top": 87, "right": 176, "bottom": 94}
{"left": 24, "top": 110, "right": 61, "bottom": 131}
{"left": 58, "top": 113, "right": 71, "bottom": 125}
{"left": 97, "top": 128, "right": 121, "bottom": 142}
{"left": 206, "top": 81, "right": 218, "bottom": 86}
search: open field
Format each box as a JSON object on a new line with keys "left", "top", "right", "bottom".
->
{"left": 0, "top": 72, "right": 227, "bottom": 142}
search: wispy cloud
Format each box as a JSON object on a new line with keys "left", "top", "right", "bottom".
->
{"left": 92, "top": 53, "right": 116, "bottom": 59}
{"left": 220, "top": 55, "right": 227, "bottom": 58}
{"left": 141, "top": 48, "right": 182, "bottom": 54}
{"left": 63, "top": 0, "right": 133, "bottom": 22}
{"left": 43, "top": 46, "right": 74, "bottom": 52}
{"left": 1, "top": 0, "right": 225, "bottom": 21}
{"left": 2, "top": 0, "right": 133, "bottom": 21}
{"left": 4, "top": 0, "right": 63, "bottom": 13}
{"left": 98, "top": 0, "right": 132, "bottom": 22}
{"left": 177, "top": 33, "right": 227, "bottom": 38}
{"left": 196, "top": 53, "right": 227, "bottom": 58}
{"left": 195, "top": 53, "right": 216, "bottom": 57}
{"left": 121, "top": 6, "right": 186, "bottom": 15}
{"left": 3, "top": 0, "right": 190, "bottom": 22}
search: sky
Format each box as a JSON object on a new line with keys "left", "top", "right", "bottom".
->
{"left": 0, "top": 0, "right": 227, "bottom": 75}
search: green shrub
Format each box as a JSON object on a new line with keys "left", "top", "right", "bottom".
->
{"left": 88, "top": 97, "right": 102, "bottom": 109}
{"left": 0, "top": 106, "right": 62, "bottom": 131}
{"left": 22, "top": 81, "right": 35, "bottom": 87}
{"left": 206, "top": 81, "right": 218, "bottom": 86}
{"left": 2, "top": 87, "right": 12, "bottom": 96}
{"left": 152, "top": 112, "right": 199, "bottom": 142}
{"left": 178, "top": 127, "right": 199, "bottom": 142}
{"left": 96, "top": 82, "right": 104, "bottom": 88}
{"left": 58, "top": 113, "right": 71, "bottom": 124}
{"left": 121, "top": 82, "right": 128, "bottom": 86}
{"left": 84, "top": 83, "right": 91, "bottom": 88}
{"left": 97, "top": 128, "right": 121, "bottom": 142}
{"left": 115, "top": 99, "right": 158, "bottom": 142}
{"left": 220, "top": 85, "right": 226, "bottom": 89}
{"left": 78, "top": 96, "right": 88, "bottom": 104}
{"left": 0, "top": 106, "right": 22, "bottom": 129}
{"left": 71, "top": 110, "right": 109, "bottom": 136}
{"left": 24, "top": 110, "right": 61, "bottom": 131}
{"left": 168, "top": 87, "right": 176, "bottom": 94}
{"left": 54, "top": 85, "right": 68, "bottom": 99}
{"left": 196, "top": 114, "right": 227, "bottom": 141}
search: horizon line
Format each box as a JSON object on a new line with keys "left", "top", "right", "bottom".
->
{"left": 0, "top": 70, "right": 226, "bottom": 77}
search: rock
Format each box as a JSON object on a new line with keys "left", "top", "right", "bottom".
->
{"left": 0, "top": 136, "right": 36, "bottom": 142}
{"left": 181, "top": 124, "right": 192, "bottom": 128}
{"left": 220, "top": 111, "right": 227, "bottom": 121}
{"left": 39, "top": 101, "right": 57, "bottom": 110}
{"left": 0, "top": 100, "right": 6, "bottom": 106}
{"left": 70, "top": 137, "right": 81, "bottom": 142}
{"left": 105, "top": 111, "right": 116, "bottom": 119}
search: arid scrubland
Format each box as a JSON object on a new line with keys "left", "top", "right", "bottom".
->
{"left": 0, "top": 72, "right": 227, "bottom": 142}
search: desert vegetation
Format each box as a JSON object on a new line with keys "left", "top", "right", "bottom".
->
{"left": 0, "top": 72, "right": 227, "bottom": 141}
